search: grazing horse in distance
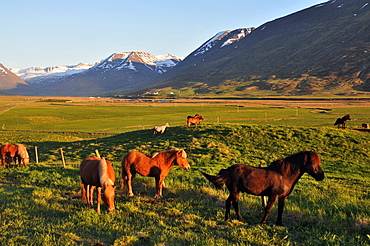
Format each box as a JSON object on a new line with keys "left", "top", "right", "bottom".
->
{"left": 153, "top": 123, "right": 170, "bottom": 135}
{"left": 334, "top": 114, "right": 351, "bottom": 129}
{"left": 121, "top": 148, "right": 190, "bottom": 198}
{"left": 186, "top": 114, "right": 204, "bottom": 127}
{"left": 0, "top": 144, "right": 18, "bottom": 168}
{"left": 15, "top": 144, "right": 29, "bottom": 167}
{"left": 80, "top": 157, "right": 116, "bottom": 214}
{"left": 201, "top": 151, "right": 324, "bottom": 226}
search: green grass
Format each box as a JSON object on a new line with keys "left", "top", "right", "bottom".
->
{"left": 0, "top": 97, "right": 369, "bottom": 245}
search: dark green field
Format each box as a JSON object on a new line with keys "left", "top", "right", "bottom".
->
{"left": 0, "top": 96, "right": 369, "bottom": 245}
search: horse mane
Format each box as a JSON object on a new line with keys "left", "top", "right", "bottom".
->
{"left": 16, "top": 144, "right": 29, "bottom": 158}
{"left": 268, "top": 151, "right": 312, "bottom": 175}
{"left": 152, "top": 148, "right": 187, "bottom": 158}
{"left": 98, "top": 158, "right": 114, "bottom": 187}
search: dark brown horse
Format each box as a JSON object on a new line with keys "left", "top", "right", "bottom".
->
{"left": 201, "top": 151, "right": 324, "bottom": 226}
{"left": 15, "top": 144, "right": 29, "bottom": 167}
{"left": 186, "top": 114, "right": 204, "bottom": 127}
{"left": 80, "top": 157, "right": 116, "bottom": 213}
{"left": 0, "top": 144, "right": 18, "bottom": 168}
{"left": 121, "top": 148, "right": 190, "bottom": 198}
{"left": 334, "top": 114, "right": 351, "bottom": 129}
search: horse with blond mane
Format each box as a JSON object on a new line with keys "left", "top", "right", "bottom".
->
{"left": 121, "top": 148, "right": 190, "bottom": 198}
{"left": 80, "top": 157, "right": 116, "bottom": 213}
{"left": 16, "top": 144, "right": 29, "bottom": 167}
{"left": 0, "top": 144, "right": 18, "bottom": 168}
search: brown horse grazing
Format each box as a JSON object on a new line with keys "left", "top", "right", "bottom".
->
{"left": 201, "top": 151, "right": 324, "bottom": 226}
{"left": 121, "top": 148, "right": 190, "bottom": 198}
{"left": 334, "top": 114, "right": 351, "bottom": 129}
{"left": 0, "top": 144, "right": 18, "bottom": 168}
{"left": 80, "top": 157, "right": 116, "bottom": 214}
{"left": 15, "top": 144, "right": 29, "bottom": 167}
{"left": 186, "top": 114, "right": 204, "bottom": 127}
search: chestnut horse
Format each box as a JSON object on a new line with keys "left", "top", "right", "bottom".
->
{"left": 121, "top": 148, "right": 190, "bottom": 198}
{"left": 80, "top": 157, "right": 116, "bottom": 213}
{"left": 334, "top": 114, "right": 351, "bottom": 129}
{"left": 186, "top": 114, "right": 204, "bottom": 127}
{"left": 201, "top": 151, "right": 324, "bottom": 226}
{"left": 0, "top": 144, "right": 18, "bottom": 168}
{"left": 16, "top": 144, "right": 29, "bottom": 167}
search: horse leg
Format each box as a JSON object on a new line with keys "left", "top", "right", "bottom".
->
{"left": 261, "top": 196, "right": 267, "bottom": 208}
{"left": 126, "top": 172, "right": 134, "bottom": 196}
{"left": 231, "top": 193, "right": 243, "bottom": 221}
{"left": 225, "top": 195, "right": 232, "bottom": 221}
{"left": 260, "top": 196, "right": 278, "bottom": 225}
{"left": 276, "top": 196, "right": 287, "bottom": 226}
{"left": 154, "top": 175, "right": 166, "bottom": 199}
{"left": 96, "top": 187, "right": 102, "bottom": 214}
{"left": 81, "top": 183, "right": 87, "bottom": 202}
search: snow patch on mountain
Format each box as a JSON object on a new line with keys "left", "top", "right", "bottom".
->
{"left": 194, "top": 28, "right": 253, "bottom": 56}
{"left": 194, "top": 31, "right": 229, "bottom": 56}
{"left": 221, "top": 29, "right": 251, "bottom": 48}
{"left": 9, "top": 63, "right": 94, "bottom": 82}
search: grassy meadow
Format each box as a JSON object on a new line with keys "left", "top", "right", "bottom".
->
{"left": 0, "top": 96, "right": 369, "bottom": 245}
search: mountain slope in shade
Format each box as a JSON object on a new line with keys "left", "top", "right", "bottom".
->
{"left": 0, "top": 64, "right": 27, "bottom": 91}
{"left": 130, "top": 0, "right": 370, "bottom": 96}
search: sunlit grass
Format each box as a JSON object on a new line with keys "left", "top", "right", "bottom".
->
{"left": 0, "top": 97, "right": 369, "bottom": 245}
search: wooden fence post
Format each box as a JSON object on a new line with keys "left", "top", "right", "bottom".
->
{"left": 34, "top": 146, "right": 39, "bottom": 164}
{"left": 95, "top": 149, "right": 101, "bottom": 159}
{"left": 59, "top": 148, "right": 66, "bottom": 168}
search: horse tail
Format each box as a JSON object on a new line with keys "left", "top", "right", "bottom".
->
{"left": 201, "top": 170, "right": 228, "bottom": 189}
{"left": 99, "top": 158, "right": 114, "bottom": 187}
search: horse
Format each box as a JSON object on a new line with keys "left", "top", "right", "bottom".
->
{"left": 15, "top": 144, "right": 29, "bottom": 167}
{"left": 186, "top": 114, "right": 204, "bottom": 127}
{"left": 334, "top": 114, "right": 351, "bottom": 129}
{"left": 120, "top": 148, "right": 190, "bottom": 198}
{"left": 153, "top": 123, "right": 170, "bottom": 135}
{"left": 201, "top": 150, "right": 324, "bottom": 226}
{"left": 0, "top": 144, "right": 18, "bottom": 168}
{"left": 80, "top": 157, "right": 116, "bottom": 214}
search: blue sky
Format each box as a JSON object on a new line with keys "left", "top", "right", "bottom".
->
{"left": 1, "top": 0, "right": 326, "bottom": 68}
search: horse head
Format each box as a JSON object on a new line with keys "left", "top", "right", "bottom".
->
{"left": 303, "top": 151, "right": 324, "bottom": 181}
{"left": 174, "top": 149, "right": 190, "bottom": 171}
{"left": 100, "top": 158, "right": 116, "bottom": 212}
{"left": 103, "top": 184, "right": 116, "bottom": 212}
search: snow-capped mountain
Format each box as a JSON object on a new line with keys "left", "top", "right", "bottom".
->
{"left": 9, "top": 63, "right": 95, "bottom": 85}
{"left": 5, "top": 51, "right": 182, "bottom": 96}
{"left": 91, "top": 51, "right": 181, "bottom": 74}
